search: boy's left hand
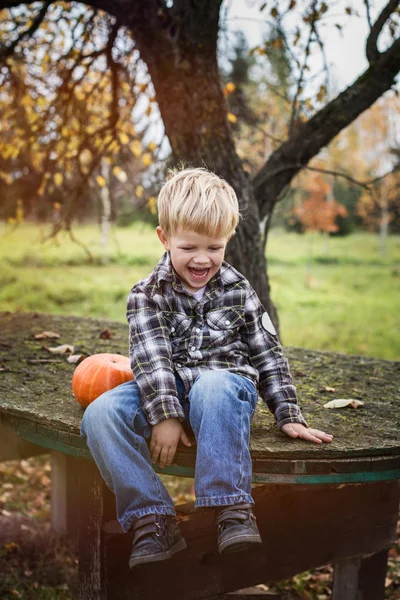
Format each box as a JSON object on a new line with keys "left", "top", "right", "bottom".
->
{"left": 281, "top": 423, "right": 333, "bottom": 444}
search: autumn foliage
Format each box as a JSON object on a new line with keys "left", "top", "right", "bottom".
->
{"left": 291, "top": 174, "right": 347, "bottom": 234}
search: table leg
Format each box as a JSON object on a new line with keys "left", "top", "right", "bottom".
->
{"left": 358, "top": 549, "right": 390, "bottom": 600}
{"left": 332, "top": 557, "right": 361, "bottom": 600}
{"left": 332, "top": 548, "right": 389, "bottom": 600}
{"left": 76, "top": 458, "right": 107, "bottom": 600}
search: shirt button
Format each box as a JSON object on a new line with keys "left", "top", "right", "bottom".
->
{"left": 225, "top": 320, "right": 230, "bottom": 325}
{"left": 191, "top": 346, "right": 196, "bottom": 352}
{"left": 195, "top": 328, "right": 201, "bottom": 333}
{"left": 176, "top": 363, "right": 181, "bottom": 368}
{"left": 171, "top": 327, "right": 175, "bottom": 333}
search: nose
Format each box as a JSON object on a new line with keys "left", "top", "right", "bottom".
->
{"left": 192, "top": 251, "right": 209, "bottom": 265}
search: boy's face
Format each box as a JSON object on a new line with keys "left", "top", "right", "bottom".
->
{"left": 157, "top": 227, "right": 229, "bottom": 293}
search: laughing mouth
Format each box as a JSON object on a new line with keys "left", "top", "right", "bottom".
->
{"left": 188, "top": 267, "right": 209, "bottom": 280}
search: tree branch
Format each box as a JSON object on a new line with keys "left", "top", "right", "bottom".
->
{"left": 253, "top": 34, "right": 400, "bottom": 220}
{"left": 265, "top": 163, "right": 400, "bottom": 191}
{"left": 0, "top": 0, "right": 52, "bottom": 59}
{"left": 363, "top": 0, "right": 373, "bottom": 29}
{"left": 289, "top": 1, "right": 317, "bottom": 136}
{"left": 366, "top": 0, "right": 399, "bottom": 64}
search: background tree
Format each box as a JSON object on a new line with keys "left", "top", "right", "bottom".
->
{"left": 0, "top": 0, "right": 399, "bottom": 327}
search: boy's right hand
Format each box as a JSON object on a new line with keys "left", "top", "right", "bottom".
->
{"left": 150, "top": 418, "right": 191, "bottom": 469}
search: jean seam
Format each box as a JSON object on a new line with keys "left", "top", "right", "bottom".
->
{"left": 122, "top": 505, "right": 176, "bottom": 533}
{"left": 195, "top": 494, "right": 254, "bottom": 508}
{"left": 237, "top": 399, "right": 245, "bottom": 493}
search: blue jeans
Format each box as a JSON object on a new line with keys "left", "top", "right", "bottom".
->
{"left": 80, "top": 370, "right": 258, "bottom": 533}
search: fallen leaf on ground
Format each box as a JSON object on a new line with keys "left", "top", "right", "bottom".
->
{"left": 34, "top": 331, "right": 60, "bottom": 340}
{"left": 99, "top": 328, "right": 113, "bottom": 339}
{"left": 324, "top": 386, "right": 336, "bottom": 392}
{"left": 67, "top": 354, "right": 85, "bottom": 364}
{"left": 324, "top": 399, "right": 364, "bottom": 409}
{"left": 45, "top": 344, "right": 74, "bottom": 354}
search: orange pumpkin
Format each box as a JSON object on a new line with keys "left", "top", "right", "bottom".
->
{"left": 72, "top": 353, "right": 134, "bottom": 408}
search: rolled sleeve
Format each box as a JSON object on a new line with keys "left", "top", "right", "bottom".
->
{"left": 242, "top": 285, "right": 307, "bottom": 428}
{"left": 126, "top": 291, "right": 185, "bottom": 425}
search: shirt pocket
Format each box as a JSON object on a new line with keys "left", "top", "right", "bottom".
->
{"left": 206, "top": 308, "right": 245, "bottom": 332}
{"left": 164, "top": 312, "right": 192, "bottom": 339}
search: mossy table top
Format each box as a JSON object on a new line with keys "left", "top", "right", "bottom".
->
{"left": 0, "top": 311, "right": 399, "bottom": 484}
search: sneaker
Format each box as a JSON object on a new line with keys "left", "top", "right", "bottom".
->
{"left": 217, "top": 503, "right": 262, "bottom": 554}
{"left": 128, "top": 513, "right": 187, "bottom": 569}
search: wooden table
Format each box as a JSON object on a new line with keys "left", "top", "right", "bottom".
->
{"left": 1, "top": 311, "right": 399, "bottom": 600}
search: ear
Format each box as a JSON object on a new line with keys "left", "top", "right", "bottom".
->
{"left": 156, "top": 226, "right": 170, "bottom": 250}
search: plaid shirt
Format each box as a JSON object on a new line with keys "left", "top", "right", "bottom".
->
{"left": 126, "top": 252, "right": 307, "bottom": 429}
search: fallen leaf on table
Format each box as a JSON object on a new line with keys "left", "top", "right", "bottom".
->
{"left": 67, "top": 354, "right": 85, "bottom": 364}
{"left": 34, "top": 331, "right": 60, "bottom": 340}
{"left": 324, "top": 399, "right": 364, "bottom": 409}
{"left": 45, "top": 344, "right": 74, "bottom": 354}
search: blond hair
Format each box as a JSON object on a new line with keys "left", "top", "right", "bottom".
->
{"left": 157, "top": 167, "right": 240, "bottom": 238}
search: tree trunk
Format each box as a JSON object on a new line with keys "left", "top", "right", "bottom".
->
{"left": 129, "top": 1, "right": 278, "bottom": 323}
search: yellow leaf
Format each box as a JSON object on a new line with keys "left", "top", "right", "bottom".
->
{"left": 130, "top": 140, "right": 142, "bottom": 157}
{"left": 224, "top": 82, "right": 236, "bottom": 94}
{"left": 96, "top": 175, "right": 107, "bottom": 187}
{"left": 54, "top": 173, "right": 63, "bottom": 186}
{"left": 142, "top": 153, "right": 152, "bottom": 166}
{"left": 79, "top": 149, "right": 92, "bottom": 164}
{"left": 148, "top": 141, "right": 157, "bottom": 152}
{"left": 61, "top": 126, "right": 69, "bottom": 137}
{"left": 135, "top": 185, "right": 144, "bottom": 198}
{"left": 112, "top": 166, "right": 127, "bottom": 182}
{"left": 227, "top": 112, "right": 237, "bottom": 124}
{"left": 146, "top": 106, "right": 152, "bottom": 116}
{"left": 119, "top": 132, "right": 129, "bottom": 145}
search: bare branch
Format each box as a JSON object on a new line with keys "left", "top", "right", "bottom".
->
{"left": 254, "top": 35, "right": 400, "bottom": 220}
{"left": 257, "top": 162, "right": 400, "bottom": 191}
{"left": 289, "top": 0, "right": 318, "bottom": 136}
{"left": 363, "top": 0, "right": 373, "bottom": 29}
{"left": 0, "top": 1, "right": 53, "bottom": 59}
{"left": 366, "top": 0, "right": 399, "bottom": 64}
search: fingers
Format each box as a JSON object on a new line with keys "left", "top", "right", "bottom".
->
{"left": 298, "top": 429, "right": 323, "bottom": 444}
{"left": 297, "top": 428, "right": 333, "bottom": 445}
{"left": 160, "top": 446, "right": 171, "bottom": 469}
{"left": 180, "top": 430, "right": 192, "bottom": 447}
{"left": 150, "top": 440, "right": 161, "bottom": 465}
{"left": 308, "top": 429, "right": 334, "bottom": 443}
{"left": 150, "top": 439, "right": 178, "bottom": 468}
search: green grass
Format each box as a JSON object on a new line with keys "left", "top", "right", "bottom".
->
{"left": 0, "top": 222, "right": 399, "bottom": 360}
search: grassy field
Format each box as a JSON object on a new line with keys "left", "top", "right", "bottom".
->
{"left": 1, "top": 221, "right": 399, "bottom": 360}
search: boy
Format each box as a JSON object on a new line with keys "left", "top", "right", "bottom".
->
{"left": 80, "top": 167, "right": 332, "bottom": 569}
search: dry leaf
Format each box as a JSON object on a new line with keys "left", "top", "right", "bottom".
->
{"left": 34, "top": 331, "right": 60, "bottom": 340}
{"left": 324, "top": 399, "right": 364, "bottom": 409}
{"left": 46, "top": 344, "right": 74, "bottom": 354}
{"left": 67, "top": 354, "right": 85, "bottom": 364}
{"left": 325, "top": 386, "right": 336, "bottom": 392}
{"left": 99, "top": 328, "right": 112, "bottom": 339}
